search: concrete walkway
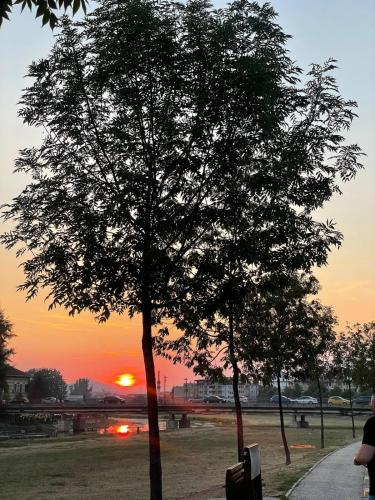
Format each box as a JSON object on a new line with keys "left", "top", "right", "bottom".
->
{"left": 288, "top": 441, "right": 366, "bottom": 500}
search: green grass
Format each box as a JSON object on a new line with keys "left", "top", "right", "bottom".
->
{"left": 0, "top": 413, "right": 366, "bottom": 499}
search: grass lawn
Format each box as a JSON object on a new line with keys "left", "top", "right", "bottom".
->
{"left": 0, "top": 412, "right": 367, "bottom": 499}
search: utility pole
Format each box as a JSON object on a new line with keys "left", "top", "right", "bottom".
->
{"left": 157, "top": 371, "right": 161, "bottom": 402}
{"left": 184, "top": 378, "right": 188, "bottom": 402}
{"left": 164, "top": 376, "right": 167, "bottom": 405}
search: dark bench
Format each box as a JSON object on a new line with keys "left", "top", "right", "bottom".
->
{"left": 226, "top": 443, "right": 262, "bottom": 500}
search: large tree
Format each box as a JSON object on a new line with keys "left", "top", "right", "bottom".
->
{"left": 27, "top": 368, "right": 67, "bottom": 401}
{"left": 0, "top": 1, "right": 364, "bottom": 497}
{"left": 0, "top": 1, "right": 301, "bottom": 497}
{"left": 0, "top": 308, "right": 15, "bottom": 399}
{"left": 156, "top": 46, "right": 364, "bottom": 457}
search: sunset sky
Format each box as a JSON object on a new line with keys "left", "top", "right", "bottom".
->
{"left": 0, "top": 0, "right": 374, "bottom": 390}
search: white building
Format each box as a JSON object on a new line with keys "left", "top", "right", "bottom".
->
{"left": 3, "top": 366, "right": 30, "bottom": 400}
{"left": 172, "top": 379, "right": 259, "bottom": 401}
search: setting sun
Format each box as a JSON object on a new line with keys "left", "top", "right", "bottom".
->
{"left": 115, "top": 373, "right": 136, "bottom": 387}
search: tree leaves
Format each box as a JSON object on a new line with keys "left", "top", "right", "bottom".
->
{"left": 0, "top": 0, "right": 364, "bottom": 360}
{"left": 0, "top": 309, "right": 15, "bottom": 392}
{"left": 27, "top": 368, "right": 67, "bottom": 400}
{"left": 0, "top": 0, "right": 87, "bottom": 29}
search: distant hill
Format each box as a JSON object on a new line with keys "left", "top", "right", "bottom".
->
{"left": 87, "top": 379, "right": 142, "bottom": 397}
{"left": 67, "top": 378, "right": 144, "bottom": 397}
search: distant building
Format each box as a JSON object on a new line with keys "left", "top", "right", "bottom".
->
{"left": 271, "top": 377, "right": 347, "bottom": 392}
{"left": 271, "top": 376, "right": 293, "bottom": 391}
{"left": 172, "top": 379, "right": 259, "bottom": 401}
{"left": 4, "top": 366, "right": 30, "bottom": 400}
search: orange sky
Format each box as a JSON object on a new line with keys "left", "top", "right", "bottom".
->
{"left": 0, "top": 239, "right": 193, "bottom": 389}
{"left": 0, "top": 4, "right": 374, "bottom": 390}
{"left": 0, "top": 189, "right": 373, "bottom": 389}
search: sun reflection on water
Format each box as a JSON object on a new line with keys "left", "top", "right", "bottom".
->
{"left": 117, "top": 425, "right": 129, "bottom": 434}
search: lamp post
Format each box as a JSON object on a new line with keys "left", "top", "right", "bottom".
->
{"left": 345, "top": 373, "right": 355, "bottom": 439}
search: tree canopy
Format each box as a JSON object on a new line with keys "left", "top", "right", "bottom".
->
{"left": 27, "top": 368, "right": 67, "bottom": 400}
{"left": 0, "top": 1, "right": 364, "bottom": 497}
{"left": 69, "top": 377, "right": 92, "bottom": 398}
{"left": 333, "top": 322, "right": 375, "bottom": 391}
{"left": 0, "top": 308, "right": 15, "bottom": 396}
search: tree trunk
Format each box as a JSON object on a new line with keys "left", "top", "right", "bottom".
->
{"left": 277, "top": 373, "right": 291, "bottom": 465}
{"left": 348, "top": 379, "right": 355, "bottom": 439}
{"left": 142, "top": 305, "right": 163, "bottom": 500}
{"left": 228, "top": 312, "right": 244, "bottom": 462}
{"left": 317, "top": 376, "right": 324, "bottom": 449}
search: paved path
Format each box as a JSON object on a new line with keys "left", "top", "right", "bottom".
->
{"left": 289, "top": 441, "right": 365, "bottom": 500}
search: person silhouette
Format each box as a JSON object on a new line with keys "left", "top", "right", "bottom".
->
{"left": 354, "top": 389, "right": 375, "bottom": 500}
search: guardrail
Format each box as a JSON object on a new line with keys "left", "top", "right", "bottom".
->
{"left": 0, "top": 403, "right": 372, "bottom": 415}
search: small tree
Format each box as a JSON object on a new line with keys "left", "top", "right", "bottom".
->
{"left": 157, "top": 279, "right": 261, "bottom": 462}
{"left": 247, "top": 274, "right": 321, "bottom": 465}
{"left": 297, "top": 301, "right": 336, "bottom": 449}
{"left": 332, "top": 330, "right": 361, "bottom": 438}
{"left": 349, "top": 322, "right": 375, "bottom": 390}
{"left": 27, "top": 368, "right": 67, "bottom": 401}
{"left": 246, "top": 275, "right": 336, "bottom": 456}
{"left": 70, "top": 378, "right": 92, "bottom": 399}
{"left": 0, "top": 308, "right": 15, "bottom": 399}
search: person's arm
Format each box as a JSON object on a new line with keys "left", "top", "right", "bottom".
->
{"left": 354, "top": 444, "right": 375, "bottom": 465}
{"left": 355, "top": 414, "right": 375, "bottom": 465}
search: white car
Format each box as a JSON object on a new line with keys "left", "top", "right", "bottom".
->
{"left": 295, "top": 396, "right": 318, "bottom": 405}
{"left": 42, "top": 396, "right": 59, "bottom": 403}
{"left": 226, "top": 397, "right": 248, "bottom": 404}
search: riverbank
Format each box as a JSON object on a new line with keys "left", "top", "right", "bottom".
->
{"left": 0, "top": 413, "right": 365, "bottom": 499}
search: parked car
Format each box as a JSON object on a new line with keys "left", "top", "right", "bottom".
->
{"left": 328, "top": 396, "right": 350, "bottom": 406}
{"left": 353, "top": 395, "right": 372, "bottom": 406}
{"left": 9, "top": 394, "right": 29, "bottom": 404}
{"left": 226, "top": 397, "right": 248, "bottom": 404}
{"left": 102, "top": 396, "right": 126, "bottom": 405}
{"left": 42, "top": 396, "right": 59, "bottom": 403}
{"left": 294, "top": 396, "right": 318, "bottom": 405}
{"left": 203, "top": 395, "right": 227, "bottom": 404}
{"left": 188, "top": 398, "right": 204, "bottom": 404}
{"left": 270, "top": 395, "right": 293, "bottom": 405}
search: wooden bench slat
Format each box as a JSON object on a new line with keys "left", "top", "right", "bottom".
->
{"left": 227, "top": 463, "right": 244, "bottom": 473}
{"left": 226, "top": 443, "right": 263, "bottom": 500}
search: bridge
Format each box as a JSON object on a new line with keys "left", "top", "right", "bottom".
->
{"left": 0, "top": 402, "right": 372, "bottom": 416}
